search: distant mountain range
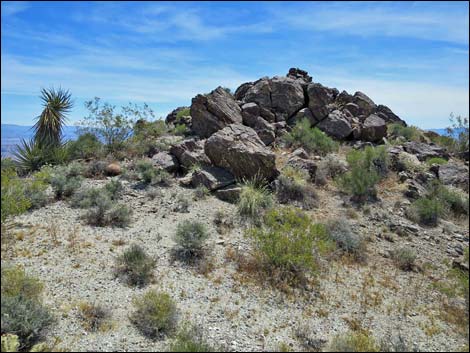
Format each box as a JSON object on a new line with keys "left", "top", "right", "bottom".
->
{"left": 0, "top": 124, "right": 459, "bottom": 158}
{"left": 1, "top": 124, "right": 80, "bottom": 157}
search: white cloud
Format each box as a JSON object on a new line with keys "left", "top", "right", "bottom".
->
{"left": 1, "top": 1, "right": 29, "bottom": 16}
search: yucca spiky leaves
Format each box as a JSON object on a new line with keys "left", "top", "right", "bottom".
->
{"left": 33, "top": 88, "right": 73, "bottom": 146}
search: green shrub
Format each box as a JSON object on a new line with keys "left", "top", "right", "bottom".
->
{"left": 67, "top": 133, "right": 104, "bottom": 160}
{"left": 130, "top": 290, "right": 178, "bottom": 339}
{"left": 71, "top": 187, "right": 103, "bottom": 209}
{"left": 388, "top": 123, "right": 422, "bottom": 142}
{"left": 336, "top": 146, "right": 388, "bottom": 203}
{"left": 106, "top": 205, "right": 132, "bottom": 228}
{"left": 85, "top": 160, "right": 108, "bottom": 178}
{"left": 169, "top": 325, "right": 216, "bottom": 352}
{"left": 171, "top": 124, "right": 190, "bottom": 136}
{"left": 173, "top": 221, "right": 209, "bottom": 262}
{"left": 136, "top": 160, "right": 170, "bottom": 185}
{"left": 82, "top": 191, "right": 131, "bottom": 228}
{"left": 1, "top": 266, "right": 53, "bottom": 350}
{"left": 193, "top": 185, "right": 210, "bottom": 200}
{"left": 13, "top": 139, "right": 70, "bottom": 174}
{"left": 283, "top": 118, "right": 338, "bottom": 155}
{"left": 175, "top": 108, "right": 190, "bottom": 120}
{"left": 328, "top": 331, "right": 380, "bottom": 352}
{"left": 276, "top": 167, "right": 317, "bottom": 209}
{"left": 237, "top": 179, "right": 273, "bottom": 222}
{"left": 104, "top": 179, "right": 123, "bottom": 200}
{"left": 50, "top": 173, "right": 82, "bottom": 199}
{"left": 247, "top": 207, "right": 334, "bottom": 287}
{"left": 1, "top": 169, "right": 31, "bottom": 223}
{"left": 445, "top": 114, "right": 469, "bottom": 155}
{"left": 115, "top": 244, "right": 155, "bottom": 287}
{"left": 1, "top": 158, "right": 17, "bottom": 172}
{"left": 426, "top": 157, "right": 448, "bottom": 165}
{"left": 325, "top": 219, "right": 367, "bottom": 262}
{"left": 128, "top": 120, "right": 168, "bottom": 157}
{"left": 84, "top": 193, "right": 113, "bottom": 225}
{"left": 391, "top": 246, "right": 417, "bottom": 271}
{"left": 408, "top": 197, "right": 444, "bottom": 226}
{"left": 315, "top": 154, "right": 348, "bottom": 185}
{"left": 427, "top": 180, "right": 468, "bottom": 216}
{"left": 66, "top": 161, "right": 86, "bottom": 177}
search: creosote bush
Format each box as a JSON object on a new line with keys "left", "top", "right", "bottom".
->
{"left": 388, "top": 123, "right": 423, "bottom": 142}
{"left": 136, "top": 160, "right": 171, "bottom": 186}
{"left": 130, "top": 290, "right": 178, "bottom": 339}
{"left": 77, "top": 302, "right": 111, "bottom": 332}
{"left": 246, "top": 207, "right": 335, "bottom": 288}
{"left": 275, "top": 166, "right": 317, "bottom": 209}
{"left": 173, "top": 220, "right": 209, "bottom": 263}
{"left": 426, "top": 157, "right": 448, "bottom": 165}
{"left": 115, "top": 244, "right": 155, "bottom": 287}
{"left": 1, "top": 266, "right": 53, "bottom": 350}
{"left": 336, "top": 146, "right": 388, "bottom": 203}
{"left": 237, "top": 178, "right": 273, "bottom": 223}
{"left": 283, "top": 118, "right": 338, "bottom": 155}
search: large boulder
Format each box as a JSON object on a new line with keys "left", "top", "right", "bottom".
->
{"left": 287, "top": 67, "right": 312, "bottom": 83}
{"left": 316, "top": 110, "right": 352, "bottom": 140}
{"left": 353, "top": 91, "right": 376, "bottom": 116}
{"left": 269, "top": 76, "right": 305, "bottom": 119}
{"left": 243, "top": 78, "right": 272, "bottom": 108}
{"left": 361, "top": 114, "right": 387, "bottom": 142}
{"left": 170, "top": 139, "right": 211, "bottom": 169}
{"left": 241, "top": 103, "right": 276, "bottom": 145}
{"left": 190, "top": 87, "right": 243, "bottom": 138}
{"left": 307, "top": 83, "right": 337, "bottom": 121}
{"left": 151, "top": 151, "right": 179, "bottom": 173}
{"left": 376, "top": 104, "right": 406, "bottom": 126}
{"left": 403, "top": 142, "right": 449, "bottom": 161}
{"left": 285, "top": 156, "right": 318, "bottom": 181}
{"left": 205, "top": 124, "right": 278, "bottom": 181}
{"left": 437, "top": 163, "right": 469, "bottom": 190}
{"left": 287, "top": 107, "right": 317, "bottom": 127}
{"left": 191, "top": 166, "right": 235, "bottom": 191}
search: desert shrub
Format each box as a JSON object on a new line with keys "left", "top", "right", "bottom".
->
{"left": 77, "top": 302, "right": 111, "bottom": 332}
{"left": 128, "top": 120, "right": 168, "bottom": 157}
{"left": 84, "top": 193, "right": 131, "bottom": 228}
{"left": 1, "top": 157, "right": 17, "bottom": 172}
{"left": 67, "top": 133, "right": 104, "bottom": 160}
{"left": 315, "top": 154, "right": 348, "bottom": 185}
{"left": 66, "top": 161, "right": 86, "bottom": 177}
{"left": 276, "top": 166, "right": 317, "bottom": 209}
{"left": 446, "top": 114, "right": 469, "bottom": 154}
{"left": 408, "top": 197, "right": 444, "bottom": 226}
{"left": 104, "top": 179, "right": 123, "bottom": 200}
{"left": 247, "top": 207, "right": 334, "bottom": 287}
{"left": 175, "top": 108, "right": 190, "bottom": 120}
{"left": 169, "top": 324, "right": 216, "bottom": 352}
{"left": 213, "top": 210, "right": 234, "bottom": 234}
{"left": 388, "top": 123, "right": 422, "bottom": 142}
{"left": 136, "top": 160, "right": 170, "bottom": 185}
{"left": 328, "top": 331, "right": 380, "bottom": 352}
{"left": 50, "top": 172, "right": 82, "bottom": 199}
{"left": 173, "top": 220, "right": 209, "bottom": 262}
{"left": 336, "top": 146, "right": 388, "bottom": 203}
{"left": 21, "top": 179, "right": 49, "bottom": 210}
{"left": 171, "top": 124, "right": 190, "bottom": 137}
{"left": 106, "top": 205, "right": 132, "bottom": 227}
{"left": 193, "top": 185, "right": 210, "bottom": 200}
{"left": 391, "top": 246, "right": 417, "bottom": 271}
{"left": 1, "top": 168, "right": 31, "bottom": 223}
{"left": 325, "top": 219, "right": 367, "bottom": 262}
{"left": 114, "top": 244, "right": 155, "bottom": 287}
{"left": 174, "top": 194, "right": 190, "bottom": 213}
{"left": 394, "top": 152, "right": 424, "bottom": 173}
{"left": 130, "top": 290, "right": 178, "bottom": 339}
{"left": 147, "top": 187, "right": 162, "bottom": 200}
{"left": 237, "top": 179, "right": 273, "bottom": 222}
{"left": 426, "top": 180, "right": 468, "bottom": 216}
{"left": 71, "top": 187, "right": 103, "bottom": 208}
{"left": 85, "top": 160, "right": 108, "bottom": 178}
{"left": 426, "top": 157, "right": 448, "bottom": 165}
{"left": 1, "top": 266, "right": 53, "bottom": 350}
{"left": 13, "top": 139, "right": 70, "bottom": 174}
{"left": 379, "top": 335, "right": 414, "bottom": 352}
{"left": 283, "top": 118, "right": 338, "bottom": 155}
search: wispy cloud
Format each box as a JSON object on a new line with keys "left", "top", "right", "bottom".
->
{"left": 1, "top": 1, "right": 29, "bottom": 16}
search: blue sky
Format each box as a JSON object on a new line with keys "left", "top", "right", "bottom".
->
{"left": 1, "top": 1, "right": 469, "bottom": 129}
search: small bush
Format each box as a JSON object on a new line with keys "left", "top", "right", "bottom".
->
{"left": 247, "top": 207, "right": 335, "bottom": 287}
{"left": 336, "top": 146, "right": 388, "bottom": 203}
{"left": 77, "top": 302, "right": 110, "bottom": 332}
{"left": 426, "top": 157, "right": 448, "bottom": 165}
{"left": 284, "top": 118, "right": 338, "bottom": 155}
{"left": 174, "top": 194, "right": 190, "bottom": 213}
{"left": 408, "top": 197, "right": 444, "bottom": 226}
{"left": 107, "top": 205, "right": 132, "bottom": 227}
{"left": 276, "top": 167, "right": 317, "bottom": 209}
{"left": 427, "top": 180, "right": 468, "bottom": 216}
{"left": 130, "top": 290, "right": 178, "bottom": 339}
{"left": 104, "top": 179, "right": 123, "bottom": 200}
{"left": 325, "top": 219, "right": 367, "bottom": 262}
{"left": 1, "top": 266, "right": 53, "bottom": 350}
{"left": 23, "top": 179, "right": 48, "bottom": 209}
{"left": 328, "top": 331, "right": 380, "bottom": 352}
{"left": 237, "top": 179, "right": 273, "bottom": 222}
{"left": 115, "top": 244, "right": 155, "bottom": 287}
{"left": 136, "top": 160, "right": 171, "bottom": 186}
{"left": 1, "top": 168, "right": 31, "bottom": 223}
{"left": 388, "top": 123, "right": 422, "bottom": 142}
{"left": 391, "top": 246, "right": 417, "bottom": 271}
{"left": 85, "top": 160, "right": 108, "bottom": 178}
{"left": 169, "top": 324, "right": 216, "bottom": 352}
{"left": 171, "top": 124, "right": 190, "bottom": 136}
{"left": 315, "top": 154, "right": 348, "bottom": 185}
{"left": 50, "top": 171, "right": 82, "bottom": 199}
{"left": 67, "top": 132, "right": 104, "bottom": 160}
{"left": 173, "top": 220, "right": 209, "bottom": 262}
{"left": 193, "top": 185, "right": 210, "bottom": 200}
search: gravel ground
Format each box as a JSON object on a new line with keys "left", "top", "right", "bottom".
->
{"left": 3, "top": 175, "right": 469, "bottom": 352}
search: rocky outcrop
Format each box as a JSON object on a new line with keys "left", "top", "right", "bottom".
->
{"left": 316, "top": 110, "right": 352, "bottom": 139}
{"left": 204, "top": 124, "right": 278, "bottom": 181}
{"left": 436, "top": 163, "right": 469, "bottom": 190}
{"left": 361, "top": 114, "right": 387, "bottom": 142}
{"left": 191, "top": 166, "right": 235, "bottom": 191}
{"left": 307, "top": 83, "right": 337, "bottom": 121}
{"left": 170, "top": 139, "right": 211, "bottom": 169}
{"left": 403, "top": 142, "right": 449, "bottom": 161}
{"left": 151, "top": 151, "right": 179, "bottom": 172}
{"left": 165, "top": 106, "right": 190, "bottom": 126}
{"left": 190, "top": 87, "right": 243, "bottom": 138}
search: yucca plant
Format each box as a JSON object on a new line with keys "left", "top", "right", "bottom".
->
{"left": 12, "top": 139, "right": 48, "bottom": 173}
{"left": 33, "top": 88, "right": 73, "bottom": 147}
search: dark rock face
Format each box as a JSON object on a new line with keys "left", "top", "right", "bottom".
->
{"left": 285, "top": 156, "right": 318, "bottom": 181}
{"left": 151, "top": 151, "right": 179, "bottom": 173}
{"left": 307, "top": 83, "right": 337, "bottom": 121}
{"left": 204, "top": 124, "right": 278, "bottom": 181}
{"left": 287, "top": 67, "right": 313, "bottom": 83}
{"left": 190, "top": 87, "right": 243, "bottom": 138}
{"left": 214, "top": 184, "right": 242, "bottom": 203}
{"left": 170, "top": 139, "right": 211, "bottom": 169}
{"left": 361, "top": 114, "right": 387, "bottom": 142}
{"left": 437, "top": 163, "right": 469, "bottom": 190}
{"left": 403, "top": 142, "right": 449, "bottom": 161}
{"left": 165, "top": 106, "right": 189, "bottom": 125}
{"left": 376, "top": 105, "right": 406, "bottom": 126}
{"left": 191, "top": 166, "right": 235, "bottom": 191}
{"left": 316, "top": 110, "right": 352, "bottom": 140}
